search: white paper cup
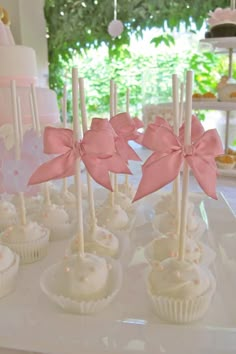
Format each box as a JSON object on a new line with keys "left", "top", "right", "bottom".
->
{"left": 1, "top": 229, "right": 49, "bottom": 264}
{"left": 40, "top": 257, "right": 122, "bottom": 314}
{"left": 147, "top": 270, "right": 216, "bottom": 324}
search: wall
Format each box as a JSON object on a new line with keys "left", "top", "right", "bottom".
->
{"left": 1, "top": 0, "right": 49, "bottom": 87}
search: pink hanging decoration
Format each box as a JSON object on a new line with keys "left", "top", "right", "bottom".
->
{"left": 133, "top": 119, "right": 223, "bottom": 202}
{"left": 28, "top": 126, "right": 131, "bottom": 190}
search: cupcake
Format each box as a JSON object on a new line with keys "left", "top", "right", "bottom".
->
{"left": 35, "top": 204, "right": 75, "bottom": 241}
{"left": 147, "top": 258, "right": 216, "bottom": 323}
{"left": 48, "top": 190, "right": 77, "bottom": 220}
{"left": 0, "top": 244, "right": 19, "bottom": 298}
{"left": 215, "top": 154, "right": 235, "bottom": 169}
{"left": 192, "top": 93, "right": 202, "bottom": 101}
{"left": 0, "top": 200, "right": 17, "bottom": 232}
{"left": 97, "top": 204, "right": 129, "bottom": 232}
{"left": 40, "top": 253, "right": 122, "bottom": 314}
{"left": 206, "top": 7, "right": 236, "bottom": 38}
{"left": 202, "top": 92, "right": 217, "bottom": 101}
{"left": 144, "top": 234, "right": 215, "bottom": 267}
{"left": 0, "top": 221, "right": 49, "bottom": 264}
{"left": 226, "top": 147, "right": 236, "bottom": 161}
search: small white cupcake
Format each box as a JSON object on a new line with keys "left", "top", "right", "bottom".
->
{"left": 144, "top": 234, "right": 215, "bottom": 267}
{"left": 152, "top": 206, "right": 206, "bottom": 240}
{"left": 40, "top": 253, "right": 122, "bottom": 314}
{"left": 118, "top": 183, "right": 136, "bottom": 199}
{"left": 147, "top": 258, "right": 216, "bottom": 323}
{"left": 12, "top": 194, "right": 43, "bottom": 219}
{"left": 68, "top": 183, "right": 88, "bottom": 199}
{"left": 49, "top": 190, "right": 77, "bottom": 220}
{"left": 215, "top": 154, "right": 235, "bottom": 169}
{"left": 0, "top": 244, "right": 19, "bottom": 298}
{"left": 0, "top": 221, "right": 49, "bottom": 264}
{"left": 36, "top": 204, "right": 75, "bottom": 241}
{"left": 0, "top": 200, "right": 17, "bottom": 232}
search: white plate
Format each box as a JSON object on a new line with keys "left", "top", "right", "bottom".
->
{"left": 0, "top": 194, "right": 236, "bottom": 354}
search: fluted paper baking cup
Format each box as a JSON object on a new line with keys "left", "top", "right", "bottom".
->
{"left": 1, "top": 229, "right": 49, "bottom": 264}
{"left": 0, "top": 253, "right": 19, "bottom": 298}
{"left": 40, "top": 257, "right": 122, "bottom": 314}
{"left": 147, "top": 270, "right": 216, "bottom": 324}
{"left": 144, "top": 241, "right": 216, "bottom": 267}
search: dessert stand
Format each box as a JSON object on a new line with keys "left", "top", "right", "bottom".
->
{"left": 0, "top": 190, "right": 235, "bottom": 354}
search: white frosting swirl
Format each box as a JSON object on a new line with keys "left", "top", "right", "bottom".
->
{"left": 118, "top": 183, "right": 135, "bottom": 199}
{"left": 86, "top": 225, "right": 119, "bottom": 257}
{"left": 39, "top": 204, "right": 69, "bottom": 227}
{"left": 50, "top": 190, "right": 76, "bottom": 206}
{"left": 2, "top": 221, "right": 47, "bottom": 243}
{"left": 150, "top": 235, "right": 202, "bottom": 263}
{"left": 105, "top": 205, "right": 129, "bottom": 230}
{"left": 149, "top": 258, "right": 210, "bottom": 298}
{"left": 0, "top": 245, "right": 15, "bottom": 271}
{"left": 65, "top": 253, "right": 109, "bottom": 301}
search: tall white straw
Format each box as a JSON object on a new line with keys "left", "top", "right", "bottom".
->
{"left": 125, "top": 88, "right": 130, "bottom": 189}
{"left": 17, "top": 97, "right": 23, "bottom": 145}
{"left": 110, "top": 80, "right": 115, "bottom": 207}
{"left": 78, "top": 77, "right": 96, "bottom": 230}
{"left": 178, "top": 71, "right": 193, "bottom": 261}
{"left": 61, "top": 85, "right": 68, "bottom": 194}
{"left": 11, "top": 81, "right": 26, "bottom": 225}
{"left": 72, "top": 68, "right": 84, "bottom": 256}
{"left": 172, "top": 74, "right": 181, "bottom": 236}
{"left": 29, "top": 93, "right": 37, "bottom": 131}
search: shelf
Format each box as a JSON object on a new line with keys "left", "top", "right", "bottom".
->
{"left": 200, "top": 37, "right": 236, "bottom": 52}
{"left": 156, "top": 101, "right": 236, "bottom": 111}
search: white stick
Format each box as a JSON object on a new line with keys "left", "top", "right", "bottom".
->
{"left": 11, "top": 81, "right": 26, "bottom": 225}
{"left": 29, "top": 93, "right": 37, "bottom": 131}
{"left": 17, "top": 97, "right": 23, "bottom": 145}
{"left": 72, "top": 68, "right": 84, "bottom": 255}
{"left": 31, "top": 84, "right": 41, "bottom": 136}
{"left": 61, "top": 85, "right": 68, "bottom": 194}
{"left": 79, "top": 77, "right": 96, "bottom": 230}
{"left": 110, "top": 80, "right": 115, "bottom": 207}
{"left": 179, "top": 82, "right": 185, "bottom": 126}
{"left": 113, "top": 83, "right": 118, "bottom": 194}
{"left": 126, "top": 88, "right": 130, "bottom": 113}
{"left": 178, "top": 71, "right": 193, "bottom": 261}
{"left": 172, "top": 74, "right": 181, "bottom": 236}
{"left": 231, "top": 0, "right": 235, "bottom": 10}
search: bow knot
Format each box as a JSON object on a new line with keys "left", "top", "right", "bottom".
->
{"left": 183, "top": 144, "right": 193, "bottom": 157}
{"left": 74, "top": 140, "right": 85, "bottom": 157}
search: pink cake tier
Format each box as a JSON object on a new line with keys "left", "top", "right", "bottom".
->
{"left": 0, "top": 11, "right": 60, "bottom": 126}
{"left": 0, "top": 86, "right": 59, "bottom": 125}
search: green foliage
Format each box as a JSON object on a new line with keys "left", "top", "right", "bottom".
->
{"left": 44, "top": 0, "right": 230, "bottom": 94}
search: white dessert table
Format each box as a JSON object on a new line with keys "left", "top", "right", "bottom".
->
{"left": 0, "top": 146, "right": 235, "bottom": 354}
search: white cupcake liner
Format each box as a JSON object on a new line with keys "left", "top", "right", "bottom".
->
{"left": 1, "top": 229, "right": 49, "bottom": 264}
{"left": 152, "top": 214, "right": 206, "bottom": 240}
{"left": 144, "top": 241, "right": 216, "bottom": 267}
{"left": 147, "top": 269, "right": 216, "bottom": 324}
{"left": 0, "top": 253, "right": 19, "bottom": 298}
{"left": 47, "top": 222, "right": 76, "bottom": 242}
{"left": 68, "top": 232, "right": 131, "bottom": 267}
{"left": 216, "top": 161, "right": 235, "bottom": 170}
{"left": 40, "top": 256, "right": 122, "bottom": 314}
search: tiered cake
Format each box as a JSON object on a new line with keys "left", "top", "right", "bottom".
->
{"left": 0, "top": 7, "right": 59, "bottom": 127}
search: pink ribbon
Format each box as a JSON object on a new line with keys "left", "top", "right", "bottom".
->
{"left": 133, "top": 122, "right": 223, "bottom": 202}
{"left": 110, "top": 112, "right": 143, "bottom": 161}
{"left": 28, "top": 126, "right": 131, "bottom": 190}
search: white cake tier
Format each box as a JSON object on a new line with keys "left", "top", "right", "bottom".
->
{"left": 0, "top": 46, "right": 37, "bottom": 85}
{"left": 0, "top": 86, "right": 59, "bottom": 125}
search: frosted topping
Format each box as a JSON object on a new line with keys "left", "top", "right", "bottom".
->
{"left": 208, "top": 8, "right": 236, "bottom": 27}
{"left": 2, "top": 221, "right": 47, "bottom": 243}
{"left": 66, "top": 253, "right": 109, "bottom": 300}
{"left": 0, "top": 244, "right": 15, "bottom": 271}
{"left": 39, "top": 204, "right": 69, "bottom": 226}
{"left": 50, "top": 190, "right": 76, "bottom": 206}
{"left": 118, "top": 183, "right": 135, "bottom": 199}
{"left": 0, "top": 200, "right": 17, "bottom": 220}
{"left": 89, "top": 225, "right": 119, "bottom": 256}
{"left": 151, "top": 235, "right": 202, "bottom": 263}
{"left": 68, "top": 183, "right": 88, "bottom": 198}
{"left": 155, "top": 193, "right": 194, "bottom": 217}
{"left": 149, "top": 258, "right": 210, "bottom": 298}
{"left": 105, "top": 205, "right": 129, "bottom": 230}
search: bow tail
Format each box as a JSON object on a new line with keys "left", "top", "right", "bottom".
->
{"left": 133, "top": 151, "right": 183, "bottom": 202}
{"left": 106, "top": 154, "right": 132, "bottom": 175}
{"left": 116, "top": 139, "right": 141, "bottom": 161}
{"left": 82, "top": 155, "right": 112, "bottom": 191}
{"left": 28, "top": 152, "right": 75, "bottom": 185}
{"left": 187, "top": 156, "right": 218, "bottom": 199}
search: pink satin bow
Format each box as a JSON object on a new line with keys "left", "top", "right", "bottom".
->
{"left": 110, "top": 112, "right": 143, "bottom": 161}
{"left": 29, "top": 126, "right": 131, "bottom": 190}
{"left": 133, "top": 121, "right": 223, "bottom": 202}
